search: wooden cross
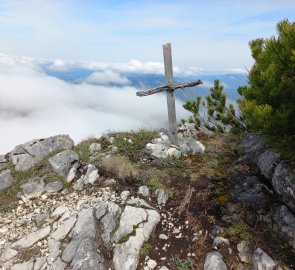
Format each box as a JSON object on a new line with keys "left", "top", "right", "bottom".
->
{"left": 136, "top": 43, "right": 203, "bottom": 145}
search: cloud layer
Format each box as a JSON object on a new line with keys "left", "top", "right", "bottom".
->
{"left": 0, "top": 54, "right": 190, "bottom": 154}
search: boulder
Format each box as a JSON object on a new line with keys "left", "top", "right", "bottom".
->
{"left": 252, "top": 248, "right": 278, "bottom": 270}
{"left": 49, "top": 150, "right": 79, "bottom": 177}
{"left": 10, "top": 135, "right": 74, "bottom": 171}
{"left": 51, "top": 257, "right": 66, "bottom": 270}
{"left": 0, "top": 170, "right": 14, "bottom": 191}
{"left": 0, "top": 247, "right": 18, "bottom": 264}
{"left": 45, "top": 181, "right": 63, "bottom": 193}
{"left": 21, "top": 178, "right": 45, "bottom": 199}
{"left": 257, "top": 149, "right": 280, "bottom": 180}
{"left": 138, "top": 185, "right": 150, "bottom": 197}
{"left": 237, "top": 133, "right": 267, "bottom": 164}
{"left": 272, "top": 161, "right": 295, "bottom": 213}
{"left": 204, "top": 251, "right": 227, "bottom": 270}
{"left": 83, "top": 164, "right": 99, "bottom": 185}
{"left": 271, "top": 204, "right": 295, "bottom": 249}
{"left": 231, "top": 174, "right": 272, "bottom": 212}
{"left": 51, "top": 216, "right": 77, "bottom": 241}
{"left": 96, "top": 201, "right": 122, "bottom": 244}
{"left": 72, "top": 208, "right": 96, "bottom": 239}
{"left": 183, "top": 138, "right": 205, "bottom": 154}
{"left": 0, "top": 155, "right": 8, "bottom": 171}
{"left": 166, "top": 147, "right": 181, "bottom": 158}
{"left": 11, "top": 260, "right": 34, "bottom": 270}
{"left": 62, "top": 239, "right": 80, "bottom": 263}
{"left": 70, "top": 238, "right": 106, "bottom": 270}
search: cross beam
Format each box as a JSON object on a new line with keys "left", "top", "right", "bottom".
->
{"left": 136, "top": 43, "right": 203, "bottom": 145}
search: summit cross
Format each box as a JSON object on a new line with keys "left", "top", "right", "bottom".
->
{"left": 136, "top": 43, "right": 203, "bottom": 145}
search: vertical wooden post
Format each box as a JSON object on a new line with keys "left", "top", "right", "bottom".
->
{"left": 163, "top": 43, "right": 178, "bottom": 145}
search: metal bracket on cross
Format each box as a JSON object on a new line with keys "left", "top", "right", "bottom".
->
{"left": 136, "top": 43, "right": 203, "bottom": 145}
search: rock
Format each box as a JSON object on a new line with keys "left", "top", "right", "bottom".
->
{"left": 35, "top": 213, "right": 49, "bottom": 226}
{"left": 89, "top": 143, "right": 102, "bottom": 152}
{"left": 108, "top": 136, "right": 115, "bottom": 144}
{"left": 104, "top": 178, "right": 116, "bottom": 186}
{"left": 272, "top": 161, "right": 295, "bottom": 212}
{"left": 83, "top": 164, "right": 99, "bottom": 185}
{"left": 62, "top": 239, "right": 80, "bottom": 263}
{"left": 33, "top": 257, "right": 47, "bottom": 270}
{"left": 45, "top": 181, "right": 63, "bottom": 193}
{"left": 271, "top": 204, "right": 295, "bottom": 249}
{"left": 237, "top": 240, "right": 253, "bottom": 263}
{"left": 151, "top": 149, "right": 168, "bottom": 159}
{"left": 47, "top": 239, "right": 61, "bottom": 263}
{"left": 252, "top": 248, "right": 278, "bottom": 270}
{"left": 0, "top": 170, "right": 14, "bottom": 191}
{"left": 127, "top": 198, "right": 154, "bottom": 210}
{"left": 49, "top": 150, "right": 79, "bottom": 177}
{"left": 51, "top": 216, "right": 76, "bottom": 241}
{"left": 155, "top": 189, "right": 169, "bottom": 205}
{"left": 146, "top": 143, "right": 166, "bottom": 152}
{"left": 11, "top": 225, "right": 51, "bottom": 250}
{"left": 113, "top": 204, "right": 160, "bottom": 270}
{"left": 211, "top": 225, "right": 224, "bottom": 237}
{"left": 0, "top": 155, "right": 8, "bottom": 171}
{"left": 51, "top": 206, "right": 69, "bottom": 219}
{"left": 146, "top": 259, "right": 157, "bottom": 269}
{"left": 21, "top": 178, "right": 45, "bottom": 199}
{"left": 120, "top": 190, "right": 130, "bottom": 202}
{"left": 183, "top": 138, "right": 205, "bottom": 154}
{"left": 72, "top": 208, "right": 96, "bottom": 239}
{"left": 257, "top": 149, "right": 280, "bottom": 179}
{"left": 231, "top": 174, "right": 272, "bottom": 212}
{"left": 11, "top": 260, "right": 34, "bottom": 270}
{"left": 159, "top": 267, "right": 169, "bottom": 270}
{"left": 0, "top": 247, "right": 18, "bottom": 263}
{"left": 138, "top": 185, "right": 150, "bottom": 197}
{"left": 237, "top": 133, "right": 267, "bottom": 164}
{"left": 160, "top": 132, "right": 169, "bottom": 141}
{"left": 10, "top": 135, "right": 74, "bottom": 171}
{"left": 95, "top": 202, "right": 122, "bottom": 244}
{"left": 213, "top": 236, "right": 229, "bottom": 248}
{"left": 204, "top": 251, "right": 227, "bottom": 270}
{"left": 166, "top": 147, "right": 181, "bottom": 158}
{"left": 52, "top": 257, "right": 66, "bottom": 270}
{"left": 67, "top": 163, "right": 79, "bottom": 183}
{"left": 159, "top": 234, "right": 168, "bottom": 240}
{"left": 70, "top": 238, "right": 106, "bottom": 270}
{"left": 179, "top": 143, "right": 190, "bottom": 155}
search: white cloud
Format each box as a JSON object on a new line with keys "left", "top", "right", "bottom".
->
{"left": 0, "top": 54, "right": 190, "bottom": 154}
{"left": 85, "top": 70, "right": 130, "bottom": 85}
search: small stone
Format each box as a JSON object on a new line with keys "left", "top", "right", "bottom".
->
{"left": 21, "top": 178, "right": 45, "bottom": 199}
{"left": 104, "top": 178, "right": 116, "bottom": 186}
{"left": 166, "top": 148, "right": 181, "bottom": 159}
{"left": 120, "top": 190, "right": 130, "bottom": 202}
{"left": 138, "top": 185, "right": 150, "bottom": 197}
{"left": 35, "top": 213, "right": 50, "bottom": 226}
{"left": 155, "top": 189, "right": 169, "bottom": 205}
{"left": 213, "top": 236, "right": 229, "bottom": 248}
{"left": 252, "top": 248, "right": 278, "bottom": 270}
{"left": 237, "top": 240, "right": 253, "bottom": 263}
{"left": 67, "top": 163, "right": 79, "bottom": 183}
{"left": 147, "top": 259, "right": 157, "bottom": 269}
{"left": 204, "top": 251, "right": 227, "bottom": 270}
{"left": 112, "top": 146, "right": 118, "bottom": 153}
{"left": 0, "top": 247, "right": 18, "bottom": 263}
{"left": 51, "top": 216, "right": 77, "bottom": 241}
{"left": 159, "top": 234, "right": 168, "bottom": 240}
{"left": 0, "top": 170, "right": 14, "bottom": 191}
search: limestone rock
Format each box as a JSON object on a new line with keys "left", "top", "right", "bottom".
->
{"left": 10, "top": 135, "right": 74, "bottom": 171}
{"left": 237, "top": 240, "right": 253, "bottom": 263}
{"left": 51, "top": 216, "right": 76, "bottom": 241}
{"left": 21, "top": 178, "right": 45, "bottom": 199}
{"left": 271, "top": 204, "right": 295, "bottom": 249}
{"left": 51, "top": 257, "right": 66, "bottom": 270}
{"left": 257, "top": 149, "right": 280, "bottom": 180}
{"left": 70, "top": 238, "right": 106, "bottom": 270}
{"left": 72, "top": 208, "right": 96, "bottom": 239}
{"left": 67, "top": 163, "right": 79, "bottom": 183}
{"left": 213, "top": 236, "right": 229, "bottom": 248}
{"left": 183, "top": 138, "right": 205, "bottom": 154}
{"left": 45, "top": 181, "right": 63, "bottom": 193}
{"left": 33, "top": 257, "right": 47, "bottom": 270}
{"left": 11, "top": 260, "right": 34, "bottom": 270}
{"left": 126, "top": 198, "right": 154, "bottom": 210}
{"left": 113, "top": 204, "right": 160, "bottom": 270}
{"left": 83, "top": 164, "right": 99, "bottom": 185}
{"left": 272, "top": 161, "right": 295, "bottom": 212}
{"left": 0, "top": 247, "right": 18, "bottom": 264}
{"left": 47, "top": 239, "right": 61, "bottom": 263}
{"left": 51, "top": 206, "right": 69, "bottom": 219}
{"left": 138, "top": 185, "right": 150, "bottom": 197}
{"left": 35, "top": 213, "right": 49, "bottom": 226}
{"left": 150, "top": 149, "right": 168, "bottom": 159}
{"left": 95, "top": 202, "right": 122, "bottom": 244}
{"left": 62, "top": 239, "right": 80, "bottom": 263}
{"left": 120, "top": 190, "right": 130, "bottom": 202}
{"left": 155, "top": 189, "right": 169, "bottom": 205}
{"left": 166, "top": 147, "right": 181, "bottom": 158}
{"left": 231, "top": 174, "right": 272, "bottom": 212}
{"left": 0, "top": 170, "right": 14, "bottom": 191}
{"left": 204, "top": 251, "right": 227, "bottom": 270}
{"left": 0, "top": 155, "right": 8, "bottom": 171}
{"left": 11, "top": 226, "right": 51, "bottom": 250}
{"left": 49, "top": 150, "right": 79, "bottom": 177}
{"left": 252, "top": 248, "right": 278, "bottom": 270}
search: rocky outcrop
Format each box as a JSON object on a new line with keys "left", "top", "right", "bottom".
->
{"left": 10, "top": 135, "right": 74, "bottom": 171}
{"left": 0, "top": 170, "right": 14, "bottom": 191}
{"left": 235, "top": 133, "right": 295, "bottom": 249}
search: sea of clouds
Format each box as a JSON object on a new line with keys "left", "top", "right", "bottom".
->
{"left": 0, "top": 54, "right": 193, "bottom": 154}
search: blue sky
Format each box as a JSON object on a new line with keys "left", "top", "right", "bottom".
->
{"left": 0, "top": 0, "right": 294, "bottom": 69}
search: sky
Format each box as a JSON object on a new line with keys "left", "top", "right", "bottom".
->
{"left": 0, "top": 1, "right": 294, "bottom": 154}
{"left": 0, "top": 0, "right": 294, "bottom": 69}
